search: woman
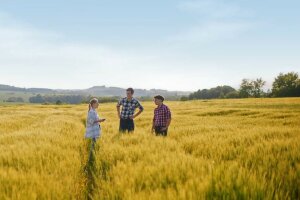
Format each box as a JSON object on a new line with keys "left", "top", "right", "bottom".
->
{"left": 85, "top": 98, "right": 106, "bottom": 141}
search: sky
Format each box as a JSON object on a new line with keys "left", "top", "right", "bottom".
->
{"left": 0, "top": 0, "right": 299, "bottom": 91}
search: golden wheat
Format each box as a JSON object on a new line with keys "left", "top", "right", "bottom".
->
{"left": 0, "top": 98, "right": 299, "bottom": 199}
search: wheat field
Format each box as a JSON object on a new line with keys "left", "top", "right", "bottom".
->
{"left": 0, "top": 98, "right": 299, "bottom": 200}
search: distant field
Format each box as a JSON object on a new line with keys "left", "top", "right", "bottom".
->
{"left": 0, "top": 91, "right": 70, "bottom": 103}
{"left": 0, "top": 98, "right": 299, "bottom": 199}
{"left": 0, "top": 91, "right": 33, "bottom": 102}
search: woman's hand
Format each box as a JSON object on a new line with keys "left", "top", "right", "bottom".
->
{"left": 94, "top": 119, "right": 105, "bottom": 124}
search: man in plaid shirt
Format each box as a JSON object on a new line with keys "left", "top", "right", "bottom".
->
{"left": 117, "top": 88, "right": 144, "bottom": 132}
{"left": 152, "top": 95, "right": 172, "bottom": 136}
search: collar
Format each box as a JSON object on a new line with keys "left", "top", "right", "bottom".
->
{"left": 157, "top": 103, "right": 164, "bottom": 108}
{"left": 126, "top": 97, "right": 134, "bottom": 101}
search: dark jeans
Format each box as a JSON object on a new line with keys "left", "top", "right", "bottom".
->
{"left": 119, "top": 118, "right": 135, "bottom": 132}
{"left": 155, "top": 126, "right": 168, "bottom": 136}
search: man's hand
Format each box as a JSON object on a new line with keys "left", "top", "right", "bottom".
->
{"left": 151, "top": 127, "right": 155, "bottom": 134}
{"left": 132, "top": 109, "right": 143, "bottom": 119}
{"left": 117, "top": 106, "right": 121, "bottom": 119}
{"left": 161, "top": 127, "right": 168, "bottom": 131}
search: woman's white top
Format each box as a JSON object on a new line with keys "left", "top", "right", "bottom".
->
{"left": 85, "top": 108, "right": 101, "bottom": 139}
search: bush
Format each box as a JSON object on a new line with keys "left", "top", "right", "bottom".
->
{"left": 180, "top": 96, "right": 189, "bottom": 101}
{"left": 6, "top": 97, "right": 25, "bottom": 102}
{"left": 225, "top": 91, "right": 240, "bottom": 99}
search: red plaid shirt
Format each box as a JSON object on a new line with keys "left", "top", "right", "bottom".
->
{"left": 153, "top": 104, "right": 171, "bottom": 127}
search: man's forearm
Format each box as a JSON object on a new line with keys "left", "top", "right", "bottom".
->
{"left": 117, "top": 106, "right": 121, "bottom": 118}
{"left": 166, "top": 119, "right": 171, "bottom": 128}
{"left": 151, "top": 119, "right": 156, "bottom": 133}
{"left": 134, "top": 109, "right": 143, "bottom": 118}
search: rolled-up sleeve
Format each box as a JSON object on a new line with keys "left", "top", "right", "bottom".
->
{"left": 136, "top": 101, "right": 144, "bottom": 111}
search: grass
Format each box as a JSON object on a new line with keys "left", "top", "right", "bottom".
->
{"left": 0, "top": 98, "right": 299, "bottom": 199}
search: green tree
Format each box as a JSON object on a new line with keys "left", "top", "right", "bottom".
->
{"left": 253, "top": 78, "right": 266, "bottom": 97}
{"left": 239, "top": 78, "right": 266, "bottom": 98}
{"left": 180, "top": 96, "right": 189, "bottom": 101}
{"left": 189, "top": 86, "right": 236, "bottom": 99}
{"left": 29, "top": 94, "right": 45, "bottom": 103}
{"left": 239, "top": 79, "right": 254, "bottom": 98}
{"left": 225, "top": 91, "right": 240, "bottom": 98}
{"left": 272, "top": 72, "right": 300, "bottom": 97}
{"left": 56, "top": 100, "right": 63, "bottom": 105}
{"left": 6, "top": 97, "right": 24, "bottom": 102}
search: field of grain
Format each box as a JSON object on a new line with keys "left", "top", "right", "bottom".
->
{"left": 0, "top": 98, "right": 299, "bottom": 199}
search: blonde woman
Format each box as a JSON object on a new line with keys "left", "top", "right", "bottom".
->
{"left": 85, "top": 98, "right": 106, "bottom": 141}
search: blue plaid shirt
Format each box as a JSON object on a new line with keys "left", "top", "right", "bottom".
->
{"left": 117, "top": 97, "right": 144, "bottom": 119}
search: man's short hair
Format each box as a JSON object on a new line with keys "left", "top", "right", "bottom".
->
{"left": 126, "top": 88, "right": 134, "bottom": 94}
{"left": 154, "top": 95, "right": 165, "bottom": 102}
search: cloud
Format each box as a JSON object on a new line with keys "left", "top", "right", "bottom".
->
{"left": 0, "top": 13, "right": 123, "bottom": 69}
{"left": 0, "top": 12, "right": 165, "bottom": 68}
{"left": 171, "top": 0, "right": 254, "bottom": 43}
{"left": 178, "top": 0, "right": 242, "bottom": 19}
{"left": 169, "top": 21, "right": 253, "bottom": 43}
{"left": 0, "top": 8, "right": 280, "bottom": 92}
{"left": 0, "top": 12, "right": 200, "bottom": 90}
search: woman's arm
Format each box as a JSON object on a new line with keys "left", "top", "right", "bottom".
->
{"left": 87, "top": 113, "right": 95, "bottom": 126}
{"left": 95, "top": 119, "right": 106, "bottom": 123}
{"left": 94, "top": 112, "right": 105, "bottom": 123}
{"left": 88, "top": 112, "right": 105, "bottom": 125}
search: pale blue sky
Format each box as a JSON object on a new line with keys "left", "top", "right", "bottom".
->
{"left": 0, "top": 0, "right": 299, "bottom": 91}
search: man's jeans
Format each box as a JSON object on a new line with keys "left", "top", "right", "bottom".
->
{"left": 155, "top": 126, "right": 168, "bottom": 136}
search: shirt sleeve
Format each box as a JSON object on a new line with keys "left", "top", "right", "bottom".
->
{"left": 95, "top": 112, "right": 100, "bottom": 121}
{"left": 166, "top": 107, "right": 171, "bottom": 120}
{"left": 117, "top": 98, "right": 123, "bottom": 107}
{"left": 136, "top": 100, "right": 144, "bottom": 111}
{"left": 87, "top": 111, "right": 96, "bottom": 125}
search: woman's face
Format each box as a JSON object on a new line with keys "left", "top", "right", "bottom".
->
{"left": 92, "top": 102, "right": 99, "bottom": 109}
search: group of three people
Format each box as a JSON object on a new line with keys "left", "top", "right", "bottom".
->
{"left": 85, "top": 88, "right": 172, "bottom": 141}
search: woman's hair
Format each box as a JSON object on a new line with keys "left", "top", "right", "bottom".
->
{"left": 88, "top": 98, "right": 99, "bottom": 111}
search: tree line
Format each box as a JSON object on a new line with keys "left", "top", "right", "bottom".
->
{"left": 4, "top": 72, "right": 299, "bottom": 104}
{"left": 183, "top": 72, "right": 300, "bottom": 100}
{"left": 28, "top": 95, "right": 120, "bottom": 104}
{"left": 3, "top": 94, "right": 184, "bottom": 104}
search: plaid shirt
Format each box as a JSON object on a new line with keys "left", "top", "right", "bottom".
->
{"left": 117, "top": 97, "right": 144, "bottom": 119}
{"left": 153, "top": 104, "right": 171, "bottom": 127}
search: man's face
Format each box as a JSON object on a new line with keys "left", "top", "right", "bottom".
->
{"left": 126, "top": 91, "right": 133, "bottom": 98}
{"left": 154, "top": 98, "right": 162, "bottom": 105}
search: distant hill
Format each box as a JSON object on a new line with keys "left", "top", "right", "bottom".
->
{"left": 0, "top": 84, "right": 55, "bottom": 93}
{"left": 0, "top": 84, "right": 191, "bottom": 98}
